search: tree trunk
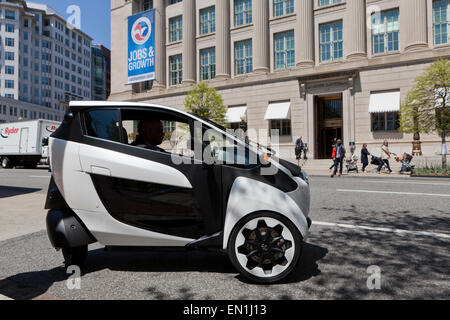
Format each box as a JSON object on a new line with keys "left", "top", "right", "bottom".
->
{"left": 442, "top": 130, "right": 447, "bottom": 169}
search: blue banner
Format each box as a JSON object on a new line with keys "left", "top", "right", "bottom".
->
{"left": 128, "top": 9, "right": 155, "bottom": 84}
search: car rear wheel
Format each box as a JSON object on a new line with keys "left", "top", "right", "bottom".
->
{"left": 228, "top": 212, "right": 302, "bottom": 284}
{"left": 1, "top": 157, "right": 13, "bottom": 169}
{"left": 62, "top": 245, "right": 88, "bottom": 267}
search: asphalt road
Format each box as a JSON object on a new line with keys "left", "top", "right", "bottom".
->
{"left": 0, "top": 169, "right": 449, "bottom": 300}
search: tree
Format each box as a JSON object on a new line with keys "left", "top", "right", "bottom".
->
{"left": 184, "top": 82, "right": 227, "bottom": 126}
{"left": 400, "top": 59, "right": 450, "bottom": 168}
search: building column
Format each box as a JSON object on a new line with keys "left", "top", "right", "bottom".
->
{"left": 182, "top": 0, "right": 196, "bottom": 84}
{"left": 296, "top": 0, "right": 314, "bottom": 67}
{"left": 153, "top": 0, "right": 166, "bottom": 88}
{"left": 215, "top": 0, "right": 231, "bottom": 79}
{"left": 401, "top": 0, "right": 428, "bottom": 51}
{"left": 253, "top": 0, "right": 270, "bottom": 73}
{"left": 345, "top": 0, "right": 367, "bottom": 59}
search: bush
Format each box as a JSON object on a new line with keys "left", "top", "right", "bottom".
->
{"left": 414, "top": 164, "right": 450, "bottom": 176}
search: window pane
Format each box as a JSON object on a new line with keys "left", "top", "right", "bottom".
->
{"left": 85, "top": 110, "right": 121, "bottom": 142}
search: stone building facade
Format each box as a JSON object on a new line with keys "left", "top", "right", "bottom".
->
{"left": 110, "top": 0, "right": 450, "bottom": 160}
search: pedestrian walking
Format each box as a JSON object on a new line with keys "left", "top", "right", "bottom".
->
{"left": 329, "top": 138, "right": 337, "bottom": 172}
{"left": 378, "top": 140, "right": 393, "bottom": 174}
{"left": 361, "top": 144, "right": 371, "bottom": 173}
{"left": 331, "top": 139, "right": 346, "bottom": 178}
{"left": 295, "top": 136, "right": 304, "bottom": 160}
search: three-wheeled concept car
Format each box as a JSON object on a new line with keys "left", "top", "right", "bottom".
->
{"left": 46, "top": 101, "right": 311, "bottom": 283}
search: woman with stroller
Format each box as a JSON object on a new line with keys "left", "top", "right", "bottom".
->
{"left": 378, "top": 140, "right": 393, "bottom": 174}
{"left": 361, "top": 144, "right": 371, "bottom": 173}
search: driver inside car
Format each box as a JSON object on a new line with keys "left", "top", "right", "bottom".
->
{"left": 132, "top": 119, "right": 166, "bottom": 153}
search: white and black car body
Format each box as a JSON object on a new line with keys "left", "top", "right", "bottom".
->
{"left": 46, "top": 101, "right": 311, "bottom": 283}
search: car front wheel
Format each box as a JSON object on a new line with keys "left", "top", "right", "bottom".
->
{"left": 228, "top": 212, "right": 303, "bottom": 284}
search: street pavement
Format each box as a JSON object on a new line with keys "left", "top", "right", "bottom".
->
{"left": 0, "top": 168, "right": 449, "bottom": 300}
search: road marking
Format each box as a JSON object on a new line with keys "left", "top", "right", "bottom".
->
{"left": 337, "top": 189, "right": 450, "bottom": 197}
{"left": 313, "top": 221, "right": 450, "bottom": 239}
{"left": 366, "top": 180, "right": 450, "bottom": 187}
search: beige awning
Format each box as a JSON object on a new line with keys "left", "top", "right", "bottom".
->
{"left": 369, "top": 91, "right": 401, "bottom": 113}
{"left": 226, "top": 106, "right": 247, "bottom": 123}
{"left": 264, "top": 102, "right": 291, "bottom": 120}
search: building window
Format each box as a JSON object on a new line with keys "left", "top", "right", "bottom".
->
{"left": 372, "top": 9, "right": 399, "bottom": 54}
{"left": 433, "top": 0, "right": 450, "bottom": 45}
{"left": 6, "top": 24, "right": 14, "bottom": 33}
{"left": 169, "top": 55, "right": 182, "bottom": 86}
{"left": 234, "top": 0, "right": 252, "bottom": 26}
{"left": 319, "top": 0, "right": 343, "bottom": 6}
{"left": 5, "top": 38, "right": 14, "bottom": 47}
{"left": 200, "top": 7, "right": 215, "bottom": 35}
{"left": 235, "top": 40, "right": 253, "bottom": 75}
{"left": 274, "top": 31, "right": 295, "bottom": 69}
{"left": 273, "top": 0, "right": 294, "bottom": 17}
{"left": 320, "top": 21, "right": 343, "bottom": 62}
{"left": 270, "top": 120, "right": 292, "bottom": 136}
{"left": 5, "top": 52, "right": 14, "bottom": 61}
{"left": 169, "top": 16, "right": 183, "bottom": 42}
{"left": 169, "top": 0, "right": 182, "bottom": 4}
{"left": 372, "top": 112, "right": 400, "bottom": 131}
{"left": 142, "top": 0, "right": 153, "bottom": 11}
{"left": 5, "top": 10, "right": 15, "bottom": 20}
{"left": 5, "top": 80, "right": 14, "bottom": 89}
{"left": 200, "top": 47, "right": 216, "bottom": 81}
{"left": 5, "top": 66, "right": 14, "bottom": 75}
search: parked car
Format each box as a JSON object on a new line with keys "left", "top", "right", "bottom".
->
{"left": 45, "top": 101, "right": 311, "bottom": 284}
{"left": 0, "top": 120, "right": 60, "bottom": 169}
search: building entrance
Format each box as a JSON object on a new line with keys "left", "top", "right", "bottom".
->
{"left": 316, "top": 95, "right": 343, "bottom": 159}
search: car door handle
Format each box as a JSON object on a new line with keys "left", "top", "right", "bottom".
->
{"left": 91, "top": 166, "right": 111, "bottom": 177}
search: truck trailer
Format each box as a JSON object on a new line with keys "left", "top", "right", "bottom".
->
{"left": 0, "top": 120, "right": 60, "bottom": 169}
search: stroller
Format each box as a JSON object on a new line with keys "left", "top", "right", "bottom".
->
{"left": 371, "top": 155, "right": 385, "bottom": 173}
{"left": 346, "top": 154, "right": 359, "bottom": 174}
{"left": 395, "top": 153, "right": 415, "bottom": 174}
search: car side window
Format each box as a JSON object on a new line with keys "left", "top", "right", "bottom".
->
{"left": 84, "top": 110, "right": 122, "bottom": 143}
{"left": 121, "top": 109, "right": 195, "bottom": 158}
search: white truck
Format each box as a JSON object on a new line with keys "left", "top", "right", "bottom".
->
{"left": 0, "top": 120, "right": 60, "bottom": 169}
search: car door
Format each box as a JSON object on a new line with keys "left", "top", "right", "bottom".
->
{"left": 77, "top": 107, "right": 223, "bottom": 241}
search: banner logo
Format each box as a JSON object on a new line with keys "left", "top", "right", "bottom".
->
{"left": 131, "top": 17, "right": 151, "bottom": 45}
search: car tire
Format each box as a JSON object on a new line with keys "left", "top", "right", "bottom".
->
{"left": 62, "top": 245, "right": 88, "bottom": 267}
{"left": 228, "top": 212, "right": 303, "bottom": 284}
{"left": 1, "top": 157, "right": 13, "bottom": 169}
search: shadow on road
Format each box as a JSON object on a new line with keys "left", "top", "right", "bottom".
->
{"left": 0, "top": 186, "right": 41, "bottom": 199}
{"left": 0, "top": 242, "right": 328, "bottom": 300}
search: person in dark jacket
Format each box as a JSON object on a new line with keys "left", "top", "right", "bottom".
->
{"left": 295, "top": 137, "right": 304, "bottom": 160}
{"left": 361, "top": 144, "right": 371, "bottom": 173}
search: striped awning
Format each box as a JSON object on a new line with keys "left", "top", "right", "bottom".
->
{"left": 369, "top": 91, "right": 401, "bottom": 113}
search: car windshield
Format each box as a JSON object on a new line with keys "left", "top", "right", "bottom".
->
{"left": 192, "top": 113, "right": 275, "bottom": 156}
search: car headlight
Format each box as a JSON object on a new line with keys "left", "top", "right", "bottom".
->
{"left": 300, "top": 172, "right": 309, "bottom": 184}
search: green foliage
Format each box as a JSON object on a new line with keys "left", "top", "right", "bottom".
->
{"left": 400, "top": 59, "right": 450, "bottom": 135}
{"left": 414, "top": 164, "right": 450, "bottom": 176}
{"left": 184, "top": 82, "right": 227, "bottom": 126}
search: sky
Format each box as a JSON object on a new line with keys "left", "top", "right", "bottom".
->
{"left": 39, "top": 0, "right": 111, "bottom": 49}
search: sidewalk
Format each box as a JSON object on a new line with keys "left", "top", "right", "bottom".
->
{"left": 294, "top": 159, "right": 411, "bottom": 178}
